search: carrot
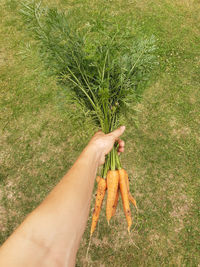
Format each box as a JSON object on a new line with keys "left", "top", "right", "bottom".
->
{"left": 129, "top": 193, "right": 137, "bottom": 209}
{"left": 90, "top": 177, "right": 107, "bottom": 236}
{"left": 124, "top": 169, "right": 130, "bottom": 192}
{"left": 96, "top": 176, "right": 101, "bottom": 183}
{"left": 106, "top": 170, "right": 119, "bottom": 223}
{"left": 118, "top": 169, "right": 132, "bottom": 232}
{"left": 112, "top": 188, "right": 119, "bottom": 217}
{"left": 123, "top": 168, "right": 138, "bottom": 210}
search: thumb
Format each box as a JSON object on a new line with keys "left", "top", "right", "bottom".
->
{"left": 110, "top": 126, "right": 126, "bottom": 139}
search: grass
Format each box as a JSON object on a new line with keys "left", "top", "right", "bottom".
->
{"left": 0, "top": 0, "right": 200, "bottom": 266}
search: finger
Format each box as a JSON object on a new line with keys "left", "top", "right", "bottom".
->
{"left": 118, "top": 146, "right": 124, "bottom": 153}
{"left": 118, "top": 139, "right": 125, "bottom": 148}
{"left": 110, "top": 126, "right": 125, "bottom": 140}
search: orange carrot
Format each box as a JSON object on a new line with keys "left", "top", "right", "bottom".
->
{"left": 90, "top": 177, "right": 107, "bottom": 236}
{"left": 106, "top": 170, "right": 119, "bottom": 223}
{"left": 112, "top": 188, "right": 119, "bottom": 217}
{"left": 118, "top": 169, "right": 132, "bottom": 232}
{"left": 96, "top": 176, "right": 101, "bottom": 183}
{"left": 123, "top": 169, "right": 137, "bottom": 209}
{"left": 129, "top": 193, "right": 137, "bottom": 209}
{"left": 124, "top": 169, "right": 130, "bottom": 192}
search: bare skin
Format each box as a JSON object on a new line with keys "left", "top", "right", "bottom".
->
{"left": 0, "top": 126, "right": 125, "bottom": 267}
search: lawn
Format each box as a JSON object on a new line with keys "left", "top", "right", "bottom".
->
{"left": 0, "top": 0, "right": 200, "bottom": 266}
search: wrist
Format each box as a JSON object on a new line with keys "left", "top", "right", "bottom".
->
{"left": 86, "top": 142, "right": 102, "bottom": 156}
{"left": 84, "top": 143, "right": 103, "bottom": 165}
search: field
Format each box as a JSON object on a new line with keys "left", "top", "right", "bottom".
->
{"left": 0, "top": 0, "right": 200, "bottom": 266}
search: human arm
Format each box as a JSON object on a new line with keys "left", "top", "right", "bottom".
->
{"left": 0, "top": 126, "right": 125, "bottom": 267}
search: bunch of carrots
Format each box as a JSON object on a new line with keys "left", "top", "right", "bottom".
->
{"left": 21, "top": 1, "right": 157, "bottom": 236}
{"left": 90, "top": 148, "right": 137, "bottom": 236}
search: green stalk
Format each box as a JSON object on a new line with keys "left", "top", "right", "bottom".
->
{"left": 65, "top": 67, "right": 96, "bottom": 109}
{"left": 115, "top": 147, "right": 122, "bottom": 170}
{"left": 127, "top": 48, "right": 146, "bottom": 78}
{"left": 101, "top": 48, "right": 109, "bottom": 83}
{"left": 101, "top": 162, "right": 105, "bottom": 178}
{"left": 110, "top": 112, "right": 116, "bottom": 132}
{"left": 102, "top": 100, "right": 110, "bottom": 133}
{"left": 101, "top": 32, "right": 117, "bottom": 83}
{"left": 65, "top": 67, "right": 105, "bottom": 129}
{"left": 72, "top": 54, "right": 100, "bottom": 109}
{"left": 110, "top": 147, "right": 116, "bottom": 171}
{"left": 102, "top": 154, "right": 110, "bottom": 178}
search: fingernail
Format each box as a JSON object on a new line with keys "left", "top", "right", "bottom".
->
{"left": 120, "top": 126, "right": 125, "bottom": 131}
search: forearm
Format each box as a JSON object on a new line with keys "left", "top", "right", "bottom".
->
{"left": 0, "top": 144, "right": 101, "bottom": 267}
{"left": 0, "top": 127, "right": 125, "bottom": 267}
{"left": 31, "top": 144, "right": 100, "bottom": 262}
{"left": 37, "top": 143, "right": 100, "bottom": 245}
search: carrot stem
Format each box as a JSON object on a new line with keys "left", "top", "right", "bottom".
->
{"left": 110, "top": 147, "right": 116, "bottom": 171}
{"left": 102, "top": 154, "right": 110, "bottom": 178}
{"left": 115, "top": 149, "right": 122, "bottom": 170}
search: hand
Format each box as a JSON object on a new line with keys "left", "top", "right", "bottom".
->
{"left": 88, "top": 126, "right": 125, "bottom": 165}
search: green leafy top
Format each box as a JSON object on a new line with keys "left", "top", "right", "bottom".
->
{"left": 21, "top": 1, "right": 158, "bottom": 135}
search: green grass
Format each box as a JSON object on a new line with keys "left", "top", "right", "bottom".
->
{"left": 0, "top": 0, "right": 200, "bottom": 266}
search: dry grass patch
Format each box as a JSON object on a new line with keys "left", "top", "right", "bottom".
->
{"left": 169, "top": 191, "right": 193, "bottom": 232}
